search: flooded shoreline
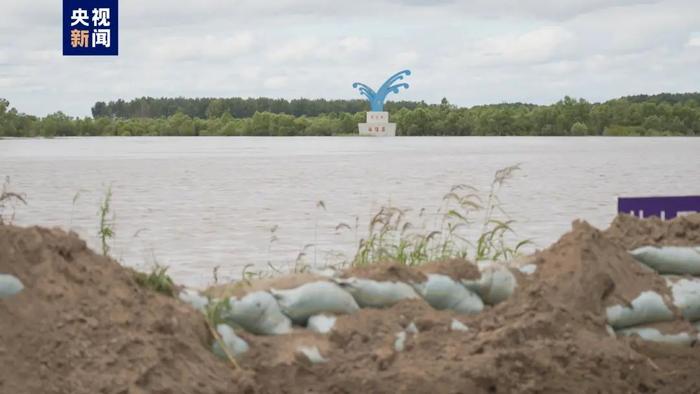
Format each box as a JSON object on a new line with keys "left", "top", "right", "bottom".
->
{"left": 2, "top": 136, "right": 700, "bottom": 286}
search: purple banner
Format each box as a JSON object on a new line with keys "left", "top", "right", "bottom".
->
{"left": 618, "top": 195, "right": 700, "bottom": 219}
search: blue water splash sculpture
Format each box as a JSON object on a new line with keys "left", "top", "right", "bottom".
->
{"left": 352, "top": 70, "right": 411, "bottom": 112}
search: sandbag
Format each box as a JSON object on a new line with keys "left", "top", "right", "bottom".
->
{"left": 617, "top": 327, "right": 696, "bottom": 346}
{"left": 450, "top": 319, "right": 470, "bottom": 332}
{"left": 630, "top": 246, "right": 700, "bottom": 275}
{"left": 412, "top": 274, "right": 484, "bottom": 314}
{"left": 606, "top": 325, "right": 616, "bottom": 338}
{"left": 394, "top": 331, "right": 407, "bottom": 352}
{"left": 297, "top": 346, "right": 327, "bottom": 364}
{"left": 405, "top": 322, "right": 418, "bottom": 335}
{"left": 606, "top": 291, "right": 674, "bottom": 329}
{"left": 667, "top": 278, "right": 700, "bottom": 322}
{"left": 222, "top": 291, "right": 292, "bottom": 335}
{"left": 307, "top": 314, "right": 336, "bottom": 334}
{"left": 335, "top": 277, "right": 419, "bottom": 308}
{"left": 270, "top": 281, "right": 359, "bottom": 324}
{"left": 394, "top": 322, "right": 418, "bottom": 352}
{"left": 0, "top": 274, "right": 23, "bottom": 299}
{"left": 518, "top": 264, "right": 537, "bottom": 275}
{"left": 462, "top": 263, "right": 517, "bottom": 305}
{"left": 212, "top": 324, "right": 249, "bottom": 358}
{"left": 178, "top": 289, "right": 209, "bottom": 312}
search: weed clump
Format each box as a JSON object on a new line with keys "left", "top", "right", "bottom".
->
{"left": 134, "top": 264, "right": 175, "bottom": 296}
{"left": 98, "top": 185, "right": 115, "bottom": 256}
{"left": 0, "top": 177, "right": 26, "bottom": 225}
{"left": 204, "top": 298, "right": 241, "bottom": 369}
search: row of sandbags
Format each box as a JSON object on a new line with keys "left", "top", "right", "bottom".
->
{"left": 606, "top": 245, "right": 700, "bottom": 345}
{"left": 180, "top": 263, "right": 527, "bottom": 357}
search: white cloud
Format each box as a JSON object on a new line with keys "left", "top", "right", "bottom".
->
{"left": 394, "top": 50, "right": 419, "bottom": 65}
{"left": 263, "top": 76, "right": 288, "bottom": 89}
{"left": 687, "top": 34, "right": 700, "bottom": 47}
{"left": 0, "top": 0, "right": 699, "bottom": 116}
{"left": 238, "top": 66, "right": 262, "bottom": 81}
{"left": 267, "top": 38, "right": 319, "bottom": 62}
{"left": 338, "top": 37, "right": 371, "bottom": 52}
{"left": 149, "top": 32, "right": 254, "bottom": 61}
{"left": 472, "top": 26, "right": 574, "bottom": 66}
{"left": 267, "top": 36, "right": 371, "bottom": 63}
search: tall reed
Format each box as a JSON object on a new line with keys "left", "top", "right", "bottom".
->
{"left": 0, "top": 176, "right": 26, "bottom": 225}
{"left": 351, "top": 165, "right": 530, "bottom": 266}
{"left": 97, "top": 185, "right": 115, "bottom": 256}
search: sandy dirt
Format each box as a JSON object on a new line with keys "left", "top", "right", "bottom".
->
{"left": 2, "top": 214, "right": 700, "bottom": 393}
{"left": 340, "top": 261, "right": 426, "bottom": 283}
{"left": 205, "top": 272, "right": 329, "bottom": 299}
{"left": 0, "top": 226, "right": 255, "bottom": 394}
{"left": 605, "top": 213, "right": 700, "bottom": 249}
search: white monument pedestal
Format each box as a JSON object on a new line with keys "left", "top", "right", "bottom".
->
{"left": 358, "top": 111, "right": 396, "bottom": 137}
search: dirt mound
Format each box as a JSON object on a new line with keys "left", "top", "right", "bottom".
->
{"left": 205, "top": 272, "right": 328, "bottom": 299}
{"left": 3, "top": 215, "right": 700, "bottom": 393}
{"left": 0, "top": 225, "right": 255, "bottom": 394}
{"left": 236, "top": 219, "right": 700, "bottom": 393}
{"left": 341, "top": 258, "right": 481, "bottom": 283}
{"left": 605, "top": 213, "right": 700, "bottom": 249}
{"left": 341, "top": 261, "right": 428, "bottom": 282}
{"left": 418, "top": 258, "right": 481, "bottom": 281}
{"left": 536, "top": 220, "right": 672, "bottom": 308}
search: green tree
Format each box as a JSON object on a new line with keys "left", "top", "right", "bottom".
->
{"left": 205, "top": 99, "right": 227, "bottom": 119}
{"left": 570, "top": 122, "right": 589, "bottom": 136}
{"left": 0, "top": 98, "right": 9, "bottom": 115}
{"left": 168, "top": 112, "right": 196, "bottom": 136}
{"left": 41, "top": 112, "right": 73, "bottom": 137}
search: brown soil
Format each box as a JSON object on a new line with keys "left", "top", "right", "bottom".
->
{"left": 2, "top": 214, "right": 700, "bottom": 393}
{"left": 605, "top": 213, "right": 700, "bottom": 249}
{"left": 535, "top": 220, "right": 674, "bottom": 308}
{"left": 418, "top": 258, "right": 481, "bottom": 281}
{"left": 239, "top": 216, "right": 700, "bottom": 393}
{"left": 0, "top": 225, "right": 255, "bottom": 394}
{"left": 205, "top": 273, "right": 328, "bottom": 299}
{"left": 340, "top": 261, "right": 428, "bottom": 283}
{"left": 341, "top": 258, "right": 481, "bottom": 283}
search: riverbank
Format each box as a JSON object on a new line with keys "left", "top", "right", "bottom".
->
{"left": 1, "top": 214, "right": 700, "bottom": 393}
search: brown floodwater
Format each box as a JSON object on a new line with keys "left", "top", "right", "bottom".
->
{"left": 2, "top": 136, "right": 699, "bottom": 286}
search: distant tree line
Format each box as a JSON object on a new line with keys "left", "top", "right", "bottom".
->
{"left": 1, "top": 93, "right": 700, "bottom": 137}
{"left": 90, "top": 97, "right": 424, "bottom": 119}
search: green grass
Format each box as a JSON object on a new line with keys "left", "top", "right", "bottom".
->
{"left": 204, "top": 298, "right": 241, "bottom": 369}
{"left": 97, "top": 185, "right": 115, "bottom": 256}
{"left": 95, "top": 186, "right": 175, "bottom": 297}
{"left": 204, "top": 297, "right": 231, "bottom": 327}
{"left": 350, "top": 164, "right": 531, "bottom": 266}
{"left": 133, "top": 264, "right": 175, "bottom": 296}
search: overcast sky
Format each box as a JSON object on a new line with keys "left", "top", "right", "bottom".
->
{"left": 1, "top": 0, "right": 699, "bottom": 116}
